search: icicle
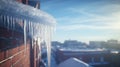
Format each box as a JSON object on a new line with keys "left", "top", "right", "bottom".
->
{"left": 44, "top": 25, "right": 52, "bottom": 67}
{"left": 24, "top": 20, "right": 27, "bottom": 51}
{"left": 3, "top": 15, "right": 6, "bottom": 27}
{"left": 7, "top": 16, "right": 10, "bottom": 29}
{"left": 3, "top": 15, "right": 9, "bottom": 29}
{"left": 31, "top": 22, "right": 34, "bottom": 48}
{"left": 49, "top": 27, "right": 52, "bottom": 67}
{"left": 0, "top": 15, "right": 1, "bottom": 20}
{"left": 11, "top": 17, "right": 14, "bottom": 30}
{"left": 10, "top": 16, "right": 13, "bottom": 29}
{"left": 28, "top": 21, "right": 35, "bottom": 48}
{"left": 12, "top": 18, "right": 15, "bottom": 30}
{"left": 28, "top": 21, "right": 31, "bottom": 34}
{"left": 37, "top": 37, "right": 41, "bottom": 56}
{"left": 0, "top": 15, "right": 2, "bottom": 23}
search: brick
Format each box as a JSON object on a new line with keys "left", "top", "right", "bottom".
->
{"left": 0, "top": 51, "right": 4, "bottom": 61}
{"left": 12, "top": 53, "right": 23, "bottom": 64}
{"left": 0, "top": 59, "right": 11, "bottom": 67}
{"left": 12, "top": 54, "right": 25, "bottom": 67}
{"left": 26, "top": 44, "right": 30, "bottom": 49}
{"left": 19, "top": 45, "right": 25, "bottom": 51}
{"left": 6, "top": 49, "right": 12, "bottom": 58}
{"left": 11, "top": 47, "right": 18, "bottom": 55}
{"left": 19, "top": 51, "right": 24, "bottom": 58}
{"left": 13, "top": 62, "right": 22, "bottom": 67}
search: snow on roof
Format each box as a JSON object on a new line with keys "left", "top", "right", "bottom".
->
{"left": 0, "top": 0, "right": 56, "bottom": 26}
{"left": 58, "top": 58, "right": 92, "bottom": 67}
{"left": 59, "top": 48, "right": 106, "bottom": 52}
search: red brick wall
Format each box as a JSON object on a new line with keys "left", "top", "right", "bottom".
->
{"left": 0, "top": 45, "right": 31, "bottom": 67}
{"left": 0, "top": 26, "right": 31, "bottom": 67}
{"left": 0, "top": 45, "right": 30, "bottom": 67}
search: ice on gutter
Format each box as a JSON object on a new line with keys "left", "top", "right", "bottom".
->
{"left": 0, "top": 0, "right": 56, "bottom": 26}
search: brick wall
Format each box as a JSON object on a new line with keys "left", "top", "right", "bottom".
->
{"left": 0, "top": 45, "right": 30, "bottom": 67}
{"left": 0, "top": 26, "right": 31, "bottom": 67}
{"left": 0, "top": 45, "right": 31, "bottom": 67}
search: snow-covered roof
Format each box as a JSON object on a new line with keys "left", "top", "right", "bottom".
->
{"left": 59, "top": 48, "right": 106, "bottom": 52}
{"left": 58, "top": 58, "right": 92, "bottom": 67}
{"left": 0, "top": 0, "right": 56, "bottom": 26}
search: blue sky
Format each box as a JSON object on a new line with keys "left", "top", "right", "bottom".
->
{"left": 41, "top": 0, "right": 120, "bottom": 43}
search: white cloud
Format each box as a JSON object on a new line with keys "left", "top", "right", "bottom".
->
{"left": 57, "top": 4, "right": 120, "bottom": 31}
{"left": 58, "top": 24, "right": 120, "bottom": 31}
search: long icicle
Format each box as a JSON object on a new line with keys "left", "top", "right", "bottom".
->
{"left": 48, "top": 26, "right": 51, "bottom": 67}
{"left": 24, "top": 20, "right": 27, "bottom": 55}
{"left": 45, "top": 26, "right": 52, "bottom": 67}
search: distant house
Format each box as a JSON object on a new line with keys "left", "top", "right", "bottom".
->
{"left": 89, "top": 41, "right": 106, "bottom": 48}
{"left": 56, "top": 48, "right": 111, "bottom": 67}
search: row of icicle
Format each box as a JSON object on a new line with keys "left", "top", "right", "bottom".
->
{"left": 0, "top": 15, "right": 54, "bottom": 67}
